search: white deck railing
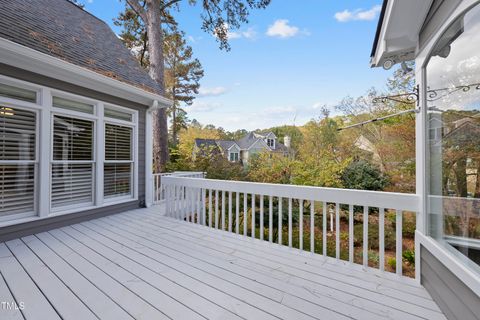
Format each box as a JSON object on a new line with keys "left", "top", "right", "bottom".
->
{"left": 153, "top": 171, "right": 204, "bottom": 204}
{"left": 161, "top": 176, "right": 421, "bottom": 278}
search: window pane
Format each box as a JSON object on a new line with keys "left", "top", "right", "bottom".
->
{"left": 104, "top": 107, "right": 132, "bottom": 122}
{"left": 105, "top": 124, "right": 132, "bottom": 161}
{"left": 104, "top": 163, "right": 131, "bottom": 198}
{"left": 0, "top": 107, "right": 36, "bottom": 160}
{"left": 52, "top": 96, "right": 94, "bottom": 114}
{"left": 0, "top": 83, "right": 36, "bottom": 103}
{"left": 51, "top": 163, "right": 93, "bottom": 208}
{"left": 0, "top": 164, "right": 34, "bottom": 216}
{"left": 427, "top": 4, "right": 480, "bottom": 268}
{"left": 53, "top": 115, "right": 93, "bottom": 161}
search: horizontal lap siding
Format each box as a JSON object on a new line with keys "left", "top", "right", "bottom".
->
{"left": 421, "top": 246, "right": 480, "bottom": 320}
{"left": 0, "top": 64, "right": 149, "bottom": 241}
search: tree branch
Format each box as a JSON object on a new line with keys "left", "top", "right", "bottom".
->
{"left": 125, "top": 0, "right": 147, "bottom": 21}
{"left": 160, "top": 0, "right": 182, "bottom": 11}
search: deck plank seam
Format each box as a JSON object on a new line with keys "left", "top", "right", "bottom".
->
{"left": 46, "top": 230, "right": 177, "bottom": 320}
{"left": 89, "top": 217, "right": 353, "bottom": 320}
{"left": 3, "top": 242, "right": 62, "bottom": 319}
{"left": 67, "top": 223, "right": 255, "bottom": 320}
{"left": 31, "top": 233, "right": 139, "bottom": 320}
{"left": 123, "top": 211, "right": 443, "bottom": 317}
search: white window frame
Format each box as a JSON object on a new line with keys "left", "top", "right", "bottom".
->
{"left": 0, "top": 75, "right": 139, "bottom": 224}
{"left": 229, "top": 151, "right": 239, "bottom": 162}
{"left": 0, "top": 99, "right": 40, "bottom": 222}
{"left": 50, "top": 112, "right": 97, "bottom": 212}
{"left": 103, "top": 118, "right": 137, "bottom": 202}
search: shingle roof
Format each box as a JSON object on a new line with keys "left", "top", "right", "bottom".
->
{"left": 216, "top": 140, "right": 237, "bottom": 151}
{"left": 0, "top": 0, "right": 163, "bottom": 95}
{"left": 194, "top": 139, "right": 219, "bottom": 149}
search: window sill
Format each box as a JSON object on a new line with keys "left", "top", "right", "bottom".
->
{"left": 0, "top": 197, "right": 138, "bottom": 228}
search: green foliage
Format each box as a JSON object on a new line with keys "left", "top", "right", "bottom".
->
{"left": 353, "top": 222, "right": 396, "bottom": 251}
{"left": 341, "top": 160, "right": 389, "bottom": 191}
{"left": 387, "top": 257, "right": 396, "bottom": 269}
{"left": 402, "top": 249, "right": 415, "bottom": 265}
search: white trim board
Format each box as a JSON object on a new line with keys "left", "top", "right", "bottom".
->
{"left": 417, "top": 231, "right": 480, "bottom": 298}
{"left": 0, "top": 38, "right": 172, "bottom": 108}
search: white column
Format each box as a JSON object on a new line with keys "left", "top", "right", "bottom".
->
{"left": 145, "top": 106, "right": 154, "bottom": 207}
{"left": 38, "top": 88, "right": 52, "bottom": 217}
{"left": 95, "top": 103, "right": 104, "bottom": 206}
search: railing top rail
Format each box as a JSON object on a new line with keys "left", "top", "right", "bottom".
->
{"left": 153, "top": 171, "right": 204, "bottom": 177}
{"left": 162, "top": 176, "right": 420, "bottom": 212}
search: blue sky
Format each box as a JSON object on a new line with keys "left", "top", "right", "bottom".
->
{"left": 84, "top": 0, "right": 392, "bottom": 131}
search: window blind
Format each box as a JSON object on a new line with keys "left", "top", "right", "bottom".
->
{"left": 104, "top": 124, "right": 132, "bottom": 198}
{"left": 0, "top": 107, "right": 36, "bottom": 217}
{"left": 105, "top": 124, "right": 132, "bottom": 160}
{"left": 104, "top": 163, "right": 131, "bottom": 198}
{"left": 51, "top": 164, "right": 93, "bottom": 208}
{"left": 52, "top": 115, "right": 94, "bottom": 208}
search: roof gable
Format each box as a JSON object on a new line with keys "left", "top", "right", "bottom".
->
{"left": 0, "top": 0, "right": 162, "bottom": 95}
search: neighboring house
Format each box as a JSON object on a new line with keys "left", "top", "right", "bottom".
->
{"left": 0, "top": 0, "right": 170, "bottom": 230}
{"left": 194, "top": 132, "right": 291, "bottom": 165}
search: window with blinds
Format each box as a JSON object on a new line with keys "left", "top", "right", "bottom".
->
{"left": 104, "top": 124, "right": 132, "bottom": 199}
{"left": 0, "top": 107, "right": 36, "bottom": 217}
{"left": 51, "top": 115, "right": 94, "bottom": 208}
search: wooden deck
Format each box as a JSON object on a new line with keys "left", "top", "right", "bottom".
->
{"left": 0, "top": 206, "right": 445, "bottom": 320}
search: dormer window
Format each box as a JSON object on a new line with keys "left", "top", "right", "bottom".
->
{"left": 267, "top": 138, "right": 275, "bottom": 148}
{"left": 229, "top": 151, "right": 239, "bottom": 162}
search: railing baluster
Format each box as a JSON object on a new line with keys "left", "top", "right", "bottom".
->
{"left": 221, "top": 190, "right": 226, "bottom": 230}
{"left": 349, "top": 204, "right": 354, "bottom": 263}
{"left": 202, "top": 189, "right": 206, "bottom": 226}
{"left": 251, "top": 194, "right": 256, "bottom": 239}
{"left": 228, "top": 191, "right": 233, "bottom": 232}
{"left": 165, "top": 184, "right": 170, "bottom": 216}
{"left": 396, "top": 210, "right": 403, "bottom": 275}
{"left": 215, "top": 190, "right": 219, "bottom": 229}
{"left": 363, "top": 206, "right": 369, "bottom": 267}
{"left": 288, "top": 198, "right": 292, "bottom": 248}
{"left": 269, "top": 196, "right": 273, "bottom": 243}
{"left": 208, "top": 189, "right": 213, "bottom": 227}
{"left": 310, "top": 200, "right": 314, "bottom": 253}
{"left": 336, "top": 203, "right": 340, "bottom": 259}
{"left": 278, "top": 197, "right": 283, "bottom": 245}
{"left": 243, "top": 193, "right": 248, "bottom": 236}
{"left": 196, "top": 188, "right": 201, "bottom": 224}
{"left": 299, "top": 200, "right": 304, "bottom": 251}
{"left": 260, "top": 195, "right": 264, "bottom": 241}
{"left": 236, "top": 192, "right": 240, "bottom": 234}
{"left": 186, "top": 187, "right": 191, "bottom": 222}
{"left": 322, "top": 202, "right": 327, "bottom": 256}
{"left": 379, "top": 207, "right": 385, "bottom": 272}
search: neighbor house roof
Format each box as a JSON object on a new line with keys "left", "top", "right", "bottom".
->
{"left": 0, "top": 0, "right": 163, "bottom": 95}
{"left": 197, "top": 131, "right": 288, "bottom": 154}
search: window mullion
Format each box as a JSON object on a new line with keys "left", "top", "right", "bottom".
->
{"left": 39, "top": 87, "right": 52, "bottom": 217}
{"left": 96, "top": 103, "right": 104, "bottom": 206}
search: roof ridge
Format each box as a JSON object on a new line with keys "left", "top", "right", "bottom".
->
{"left": 62, "top": 0, "right": 109, "bottom": 27}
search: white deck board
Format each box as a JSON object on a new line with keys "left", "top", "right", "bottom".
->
{"left": 111, "top": 210, "right": 445, "bottom": 320}
{"left": 0, "top": 206, "right": 446, "bottom": 320}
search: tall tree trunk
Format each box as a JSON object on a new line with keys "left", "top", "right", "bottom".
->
{"left": 146, "top": 0, "right": 169, "bottom": 172}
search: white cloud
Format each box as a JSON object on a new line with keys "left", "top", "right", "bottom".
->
{"left": 334, "top": 5, "right": 382, "bottom": 22}
{"left": 198, "top": 86, "right": 228, "bottom": 97}
{"left": 266, "top": 19, "right": 300, "bottom": 38}
{"left": 228, "top": 27, "right": 257, "bottom": 40}
{"left": 188, "top": 101, "right": 222, "bottom": 112}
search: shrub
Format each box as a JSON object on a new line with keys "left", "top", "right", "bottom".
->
{"left": 387, "top": 257, "right": 396, "bottom": 269}
{"left": 341, "top": 160, "right": 389, "bottom": 191}
{"left": 353, "top": 223, "right": 396, "bottom": 250}
{"left": 402, "top": 249, "right": 415, "bottom": 265}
